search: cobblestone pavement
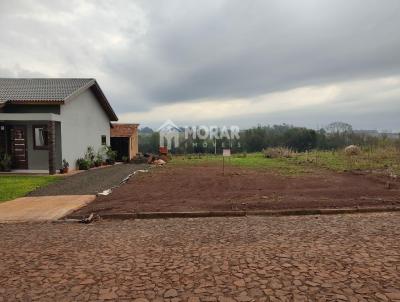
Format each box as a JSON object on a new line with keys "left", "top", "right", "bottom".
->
{"left": 1, "top": 213, "right": 400, "bottom": 301}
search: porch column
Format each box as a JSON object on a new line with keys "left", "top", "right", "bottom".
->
{"left": 48, "top": 121, "right": 56, "bottom": 175}
{"left": 0, "top": 123, "right": 6, "bottom": 154}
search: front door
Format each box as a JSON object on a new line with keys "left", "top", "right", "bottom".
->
{"left": 10, "top": 126, "right": 28, "bottom": 169}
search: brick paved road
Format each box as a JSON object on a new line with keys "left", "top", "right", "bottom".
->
{"left": 1, "top": 213, "right": 400, "bottom": 301}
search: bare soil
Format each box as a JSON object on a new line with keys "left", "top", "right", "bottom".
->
{"left": 71, "top": 164, "right": 400, "bottom": 217}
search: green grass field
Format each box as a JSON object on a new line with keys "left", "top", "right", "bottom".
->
{"left": 0, "top": 176, "right": 59, "bottom": 202}
{"left": 171, "top": 147, "right": 400, "bottom": 176}
{"left": 296, "top": 148, "right": 400, "bottom": 174}
{"left": 171, "top": 153, "right": 310, "bottom": 175}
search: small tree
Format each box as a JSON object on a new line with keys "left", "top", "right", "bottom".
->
{"left": 325, "top": 122, "right": 353, "bottom": 134}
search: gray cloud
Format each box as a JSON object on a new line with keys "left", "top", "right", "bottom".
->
{"left": 107, "top": 0, "right": 400, "bottom": 104}
{"left": 0, "top": 0, "right": 400, "bottom": 129}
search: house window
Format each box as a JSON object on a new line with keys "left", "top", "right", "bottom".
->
{"left": 33, "top": 125, "right": 48, "bottom": 150}
{"left": 101, "top": 135, "right": 107, "bottom": 145}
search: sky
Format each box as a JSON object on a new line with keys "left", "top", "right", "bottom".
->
{"left": 0, "top": 0, "right": 400, "bottom": 131}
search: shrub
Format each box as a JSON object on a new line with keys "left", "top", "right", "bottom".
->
{"left": 0, "top": 153, "right": 12, "bottom": 172}
{"left": 263, "top": 147, "right": 294, "bottom": 158}
{"left": 104, "top": 146, "right": 117, "bottom": 165}
{"left": 62, "top": 159, "right": 69, "bottom": 169}
{"left": 94, "top": 150, "right": 104, "bottom": 167}
{"left": 121, "top": 155, "right": 129, "bottom": 163}
{"left": 344, "top": 145, "right": 361, "bottom": 156}
{"left": 94, "top": 158, "right": 102, "bottom": 167}
{"left": 76, "top": 158, "right": 90, "bottom": 170}
{"left": 84, "top": 146, "right": 96, "bottom": 167}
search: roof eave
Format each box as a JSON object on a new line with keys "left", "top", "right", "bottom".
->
{"left": 111, "top": 122, "right": 140, "bottom": 127}
{"left": 8, "top": 100, "right": 64, "bottom": 105}
{"left": 90, "top": 81, "right": 119, "bottom": 121}
{"left": 63, "top": 79, "right": 96, "bottom": 102}
{"left": 64, "top": 79, "right": 118, "bottom": 121}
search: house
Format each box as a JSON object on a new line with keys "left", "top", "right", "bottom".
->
{"left": 110, "top": 123, "right": 139, "bottom": 161}
{"left": 0, "top": 78, "right": 118, "bottom": 174}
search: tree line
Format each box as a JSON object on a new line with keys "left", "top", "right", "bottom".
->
{"left": 139, "top": 122, "right": 400, "bottom": 154}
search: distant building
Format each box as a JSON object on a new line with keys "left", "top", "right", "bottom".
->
{"left": 110, "top": 123, "right": 139, "bottom": 161}
{"left": 353, "top": 130, "right": 399, "bottom": 139}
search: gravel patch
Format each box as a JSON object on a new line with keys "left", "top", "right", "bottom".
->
{"left": 29, "top": 163, "right": 148, "bottom": 196}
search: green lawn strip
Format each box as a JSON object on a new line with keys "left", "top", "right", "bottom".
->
{"left": 0, "top": 176, "right": 59, "bottom": 202}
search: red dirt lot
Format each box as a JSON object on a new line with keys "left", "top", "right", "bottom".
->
{"left": 71, "top": 165, "right": 400, "bottom": 217}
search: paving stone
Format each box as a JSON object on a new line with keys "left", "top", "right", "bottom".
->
{"left": 0, "top": 213, "right": 399, "bottom": 300}
{"left": 235, "top": 293, "right": 252, "bottom": 302}
{"left": 248, "top": 288, "right": 263, "bottom": 297}
{"left": 218, "top": 297, "right": 236, "bottom": 302}
{"left": 98, "top": 289, "right": 118, "bottom": 300}
{"left": 385, "top": 292, "right": 400, "bottom": 300}
{"left": 305, "top": 281, "right": 319, "bottom": 287}
{"left": 164, "top": 289, "right": 178, "bottom": 298}
{"left": 80, "top": 279, "right": 96, "bottom": 285}
{"left": 375, "top": 293, "right": 388, "bottom": 301}
{"left": 234, "top": 280, "right": 246, "bottom": 287}
{"left": 335, "top": 294, "right": 348, "bottom": 301}
{"left": 270, "top": 280, "right": 283, "bottom": 289}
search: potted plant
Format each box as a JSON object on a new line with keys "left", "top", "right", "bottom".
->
{"left": 60, "top": 159, "right": 69, "bottom": 174}
{"left": 0, "top": 153, "right": 12, "bottom": 172}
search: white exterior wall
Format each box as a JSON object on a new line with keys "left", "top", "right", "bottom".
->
{"left": 60, "top": 89, "right": 110, "bottom": 170}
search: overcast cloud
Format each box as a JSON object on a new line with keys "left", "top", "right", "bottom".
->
{"left": 0, "top": 0, "right": 399, "bottom": 130}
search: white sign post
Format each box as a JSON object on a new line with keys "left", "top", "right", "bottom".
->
{"left": 222, "top": 149, "right": 231, "bottom": 175}
{"left": 223, "top": 149, "right": 231, "bottom": 157}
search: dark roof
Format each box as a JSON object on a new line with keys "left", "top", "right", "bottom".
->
{"left": 0, "top": 78, "right": 118, "bottom": 121}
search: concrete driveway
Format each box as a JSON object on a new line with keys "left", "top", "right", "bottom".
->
{"left": 0, "top": 164, "right": 147, "bottom": 223}
{"left": 0, "top": 195, "right": 95, "bottom": 223}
